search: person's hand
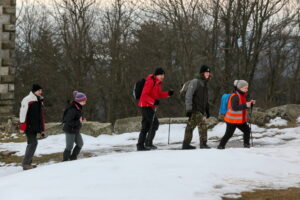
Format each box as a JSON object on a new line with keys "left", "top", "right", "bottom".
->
{"left": 251, "top": 100, "right": 256, "bottom": 105}
{"left": 168, "top": 90, "right": 174, "bottom": 96}
{"left": 246, "top": 102, "right": 252, "bottom": 108}
{"left": 80, "top": 117, "right": 87, "bottom": 123}
{"left": 19, "top": 130, "right": 24, "bottom": 134}
{"left": 154, "top": 100, "right": 160, "bottom": 106}
{"left": 186, "top": 111, "right": 192, "bottom": 118}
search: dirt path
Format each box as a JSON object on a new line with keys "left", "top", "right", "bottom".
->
{"left": 223, "top": 188, "right": 300, "bottom": 200}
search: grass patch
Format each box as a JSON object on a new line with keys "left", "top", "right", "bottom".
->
{"left": 223, "top": 188, "right": 300, "bottom": 200}
{"left": 0, "top": 132, "right": 27, "bottom": 143}
{"left": 0, "top": 152, "right": 93, "bottom": 166}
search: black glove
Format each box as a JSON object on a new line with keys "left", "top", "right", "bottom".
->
{"left": 154, "top": 100, "right": 160, "bottom": 106}
{"left": 168, "top": 90, "right": 174, "bottom": 96}
{"left": 186, "top": 111, "right": 192, "bottom": 118}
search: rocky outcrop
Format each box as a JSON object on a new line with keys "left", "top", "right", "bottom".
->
{"left": 249, "top": 111, "right": 271, "bottom": 126}
{"left": 113, "top": 117, "right": 141, "bottom": 134}
{"left": 113, "top": 116, "right": 219, "bottom": 134}
{"left": 265, "top": 104, "right": 300, "bottom": 122}
{"left": 249, "top": 104, "right": 300, "bottom": 126}
{"left": 45, "top": 122, "right": 113, "bottom": 137}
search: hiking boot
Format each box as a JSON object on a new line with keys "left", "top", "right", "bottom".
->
{"left": 244, "top": 144, "right": 251, "bottom": 148}
{"left": 200, "top": 143, "right": 211, "bottom": 149}
{"left": 145, "top": 144, "right": 158, "bottom": 150}
{"left": 22, "top": 164, "right": 34, "bottom": 170}
{"left": 70, "top": 146, "right": 81, "bottom": 160}
{"left": 63, "top": 149, "right": 71, "bottom": 161}
{"left": 182, "top": 144, "right": 196, "bottom": 150}
{"left": 217, "top": 145, "right": 225, "bottom": 150}
{"left": 137, "top": 145, "right": 150, "bottom": 151}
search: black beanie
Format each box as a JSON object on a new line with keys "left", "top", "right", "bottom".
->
{"left": 200, "top": 65, "right": 210, "bottom": 74}
{"left": 154, "top": 68, "right": 165, "bottom": 76}
{"left": 32, "top": 84, "right": 43, "bottom": 93}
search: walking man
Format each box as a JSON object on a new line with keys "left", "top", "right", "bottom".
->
{"left": 137, "top": 68, "right": 174, "bottom": 151}
{"left": 20, "top": 84, "right": 45, "bottom": 170}
{"left": 182, "top": 65, "right": 211, "bottom": 149}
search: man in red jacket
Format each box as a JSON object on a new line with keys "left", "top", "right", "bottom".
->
{"left": 137, "top": 68, "right": 174, "bottom": 151}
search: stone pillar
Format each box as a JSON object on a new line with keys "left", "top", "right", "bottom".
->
{"left": 0, "top": 0, "right": 15, "bottom": 122}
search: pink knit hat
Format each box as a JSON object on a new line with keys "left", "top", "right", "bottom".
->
{"left": 73, "top": 91, "right": 87, "bottom": 103}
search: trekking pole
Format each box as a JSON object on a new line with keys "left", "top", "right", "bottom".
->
{"left": 168, "top": 117, "right": 171, "bottom": 145}
{"left": 250, "top": 103, "right": 254, "bottom": 147}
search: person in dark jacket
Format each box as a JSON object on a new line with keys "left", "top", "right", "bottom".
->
{"left": 217, "top": 80, "right": 256, "bottom": 149}
{"left": 62, "top": 91, "right": 87, "bottom": 161}
{"left": 19, "top": 84, "right": 45, "bottom": 170}
{"left": 137, "top": 68, "right": 174, "bottom": 151}
{"left": 182, "top": 65, "right": 211, "bottom": 149}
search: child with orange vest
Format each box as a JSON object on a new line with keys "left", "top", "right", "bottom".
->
{"left": 217, "top": 80, "right": 256, "bottom": 149}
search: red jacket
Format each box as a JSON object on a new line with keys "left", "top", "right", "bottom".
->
{"left": 138, "top": 74, "right": 169, "bottom": 108}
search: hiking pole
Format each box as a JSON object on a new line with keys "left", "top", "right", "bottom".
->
{"left": 250, "top": 103, "right": 254, "bottom": 147}
{"left": 148, "top": 107, "right": 158, "bottom": 144}
{"left": 168, "top": 117, "right": 171, "bottom": 145}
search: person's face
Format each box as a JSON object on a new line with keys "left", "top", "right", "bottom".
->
{"left": 79, "top": 101, "right": 86, "bottom": 106}
{"left": 34, "top": 89, "right": 43, "bottom": 97}
{"left": 240, "top": 86, "right": 248, "bottom": 93}
{"left": 203, "top": 72, "right": 210, "bottom": 79}
{"left": 156, "top": 74, "right": 165, "bottom": 81}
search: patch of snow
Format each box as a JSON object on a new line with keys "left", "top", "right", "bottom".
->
{"left": 266, "top": 117, "right": 288, "bottom": 127}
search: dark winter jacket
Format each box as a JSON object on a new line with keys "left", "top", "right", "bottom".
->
{"left": 19, "top": 92, "right": 45, "bottom": 133}
{"left": 138, "top": 74, "right": 169, "bottom": 108}
{"left": 185, "top": 74, "right": 209, "bottom": 115}
{"left": 63, "top": 101, "right": 83, "bottom": 134}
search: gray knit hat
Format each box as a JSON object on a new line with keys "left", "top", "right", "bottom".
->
{"left": 234, "top": 80, "right": 248, "bottom": 89}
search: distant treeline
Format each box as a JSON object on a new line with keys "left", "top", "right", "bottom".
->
{"left": 14, "top": 0, "right": 300, "bottom": 123}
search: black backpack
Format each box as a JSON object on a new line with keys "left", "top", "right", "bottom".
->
{"left": 133, "top": 76, "right": 156, "bottom": 100}
{"left": 133, "top": 78, "right": 146, "bottom": 100}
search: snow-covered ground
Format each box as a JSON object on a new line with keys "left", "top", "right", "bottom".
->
{"left": 0, "top": 117, "right": 300, "bottom": 200}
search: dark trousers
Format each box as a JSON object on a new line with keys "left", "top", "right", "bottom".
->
{"left": 219, "top": 122, "right": 250, "bottom": 147}
{"left": 65, "top": 132, "right": 84, "bottom": 151}
{"left": 22, "top": 132, "right": 38, "bottom": 165}
{"left": 63, "top": 132, "right": 84, "bottom": 161}
{"left": 137, "top": 107, "right": 159, "bottom": 147}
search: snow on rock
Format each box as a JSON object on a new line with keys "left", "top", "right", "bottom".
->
{"left": 297, "top": 116, "right": 300, "bottom": 124}
{"left": 266, "top": 117, "right": 288, "bottom": 127}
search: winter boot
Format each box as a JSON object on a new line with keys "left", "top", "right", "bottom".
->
{"left": 22, "top": 164, "right": 34, "bottom": 170}
{"left": 217, "top": 145, "right": 225, "bottom": 150}
{"left": 63, "top": 149, "right": 71, "bottom": 161}
{"left": 145, "top": 141, "right": 157, "bottom": 150}
{"left": 244, "top": 144, "right": 251, "bottom": 148}
{"left": 200, "top": 142, "right": 211, "bottom": 149}
{"left": 70, "top": 146, "right": 81, "bottom": 160}
{"left": 145, "top": 144, "right": 158, "bottom": 150}
{"left": 182, "top": 143, "right": 196, "bottom": 150}
{"left": 137, "top": 144, "right": 150, "bottom": 151}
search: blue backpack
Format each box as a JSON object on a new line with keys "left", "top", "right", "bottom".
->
{"left": 219, "top": 94, "right": 232, "bottom": 115}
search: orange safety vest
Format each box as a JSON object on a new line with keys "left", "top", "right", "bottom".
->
{"left": 224, "top": 93, "right": 247, "bottom": 124}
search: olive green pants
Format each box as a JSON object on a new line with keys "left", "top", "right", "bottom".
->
{"left": 183, "top": 112, "right": 208, "bottom": 145}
